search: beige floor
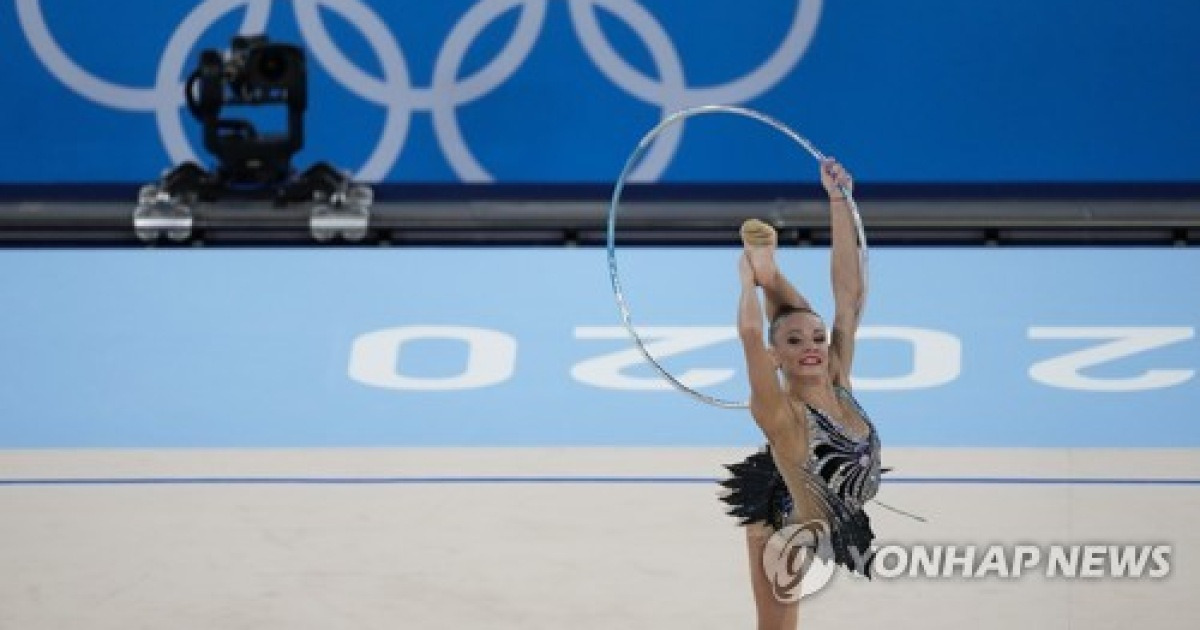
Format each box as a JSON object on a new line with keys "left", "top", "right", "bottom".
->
{"left": 1, "top": 448, "right": 1197, "bottom": 629}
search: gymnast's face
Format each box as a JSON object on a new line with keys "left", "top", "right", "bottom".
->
{"left": 770, "top": 311, "right": 830, "bottom": 378}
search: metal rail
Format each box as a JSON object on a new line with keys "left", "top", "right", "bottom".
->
{"left": 0, "top": 197, "right": 1197, "bottom": 246}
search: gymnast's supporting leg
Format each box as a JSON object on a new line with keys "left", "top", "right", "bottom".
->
{"left": 745, "top": 523, "right": 800, "bottom": 630}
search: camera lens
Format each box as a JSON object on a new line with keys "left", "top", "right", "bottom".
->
{"left": 255, "top": 48, "right": 290, "bottom": 84}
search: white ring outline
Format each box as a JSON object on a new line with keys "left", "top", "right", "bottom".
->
{"left": 568, "top": 0, "right": 687, "bottom": 182}
{"left": 431, "top": 0, "right": 549, "bottom": 182}
{"left": 292, "top": 0, "right": 413, "bottom": 181}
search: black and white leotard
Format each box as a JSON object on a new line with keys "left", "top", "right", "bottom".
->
{"left": 806, "top": 386, "right": 882, "bottom": 510}
{"left": 720, "top": 386, "right": 883, "bottom": 575}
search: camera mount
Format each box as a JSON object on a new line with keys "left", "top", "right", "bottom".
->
{"left": 135, "top": 35, "right": 372, "bottom": 242}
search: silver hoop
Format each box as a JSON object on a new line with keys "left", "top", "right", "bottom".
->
{"left": 606, "top": 104, "right": 869, "bottom": 409}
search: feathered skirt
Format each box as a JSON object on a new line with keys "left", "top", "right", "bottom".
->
{"left": 719, "top": 447, "right": 877, "bottom": 577}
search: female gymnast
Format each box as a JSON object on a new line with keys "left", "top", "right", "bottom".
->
{"left": 720, "top": 158, "right": 883, "bottom": 629}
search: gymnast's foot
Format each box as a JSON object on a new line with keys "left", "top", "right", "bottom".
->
{"left": 740, "top": 218, "right": 778, "bottom": 287}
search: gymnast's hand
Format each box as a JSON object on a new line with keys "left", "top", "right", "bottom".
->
{"left": 821, "top": 157, "right": 853, "bottom": 200}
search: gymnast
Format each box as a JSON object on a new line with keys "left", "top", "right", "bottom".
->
{"left": 721, "top": 158, "right": 883, "bottom": 629}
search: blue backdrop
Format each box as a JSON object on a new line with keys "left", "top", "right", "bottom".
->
{"left": 1, "top": 248, "right": 1196, "bottom": 448}
{"left": 3, "top": 0, "right": 1198, "bottom": 184}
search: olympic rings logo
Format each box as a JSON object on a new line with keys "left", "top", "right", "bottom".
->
{"left": 16, "top": 0, "right": 822, "bottom": 182}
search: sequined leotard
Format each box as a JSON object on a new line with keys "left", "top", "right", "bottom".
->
{"left": 720, "top": 386, "right": 882, "bottom": 575}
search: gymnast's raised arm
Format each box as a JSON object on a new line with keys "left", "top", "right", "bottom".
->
{"left": 822, "top": 158, "right": 864, "bottom": 389}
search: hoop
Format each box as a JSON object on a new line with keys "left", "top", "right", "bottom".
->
{"left": 606, "top": 104, "right": 869, "bottom": 409}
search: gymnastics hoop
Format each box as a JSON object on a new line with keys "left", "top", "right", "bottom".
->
{"left": 606, "top": 104, "right": 869, "bottom": 409}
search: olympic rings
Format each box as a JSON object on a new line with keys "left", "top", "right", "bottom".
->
{"left": 606, "top": 104, "right": 869, "bottom": 409}
{"left": 17, "top": 0, "right": 823, "bottom": 182}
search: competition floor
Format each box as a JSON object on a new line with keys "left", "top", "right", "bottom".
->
{"left": 2, "top": 446, "right": 1197, "bottom": 629}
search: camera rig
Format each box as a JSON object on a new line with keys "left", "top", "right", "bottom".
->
{"left": 135, "top": 35, "right": 371, "bottom": 242}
